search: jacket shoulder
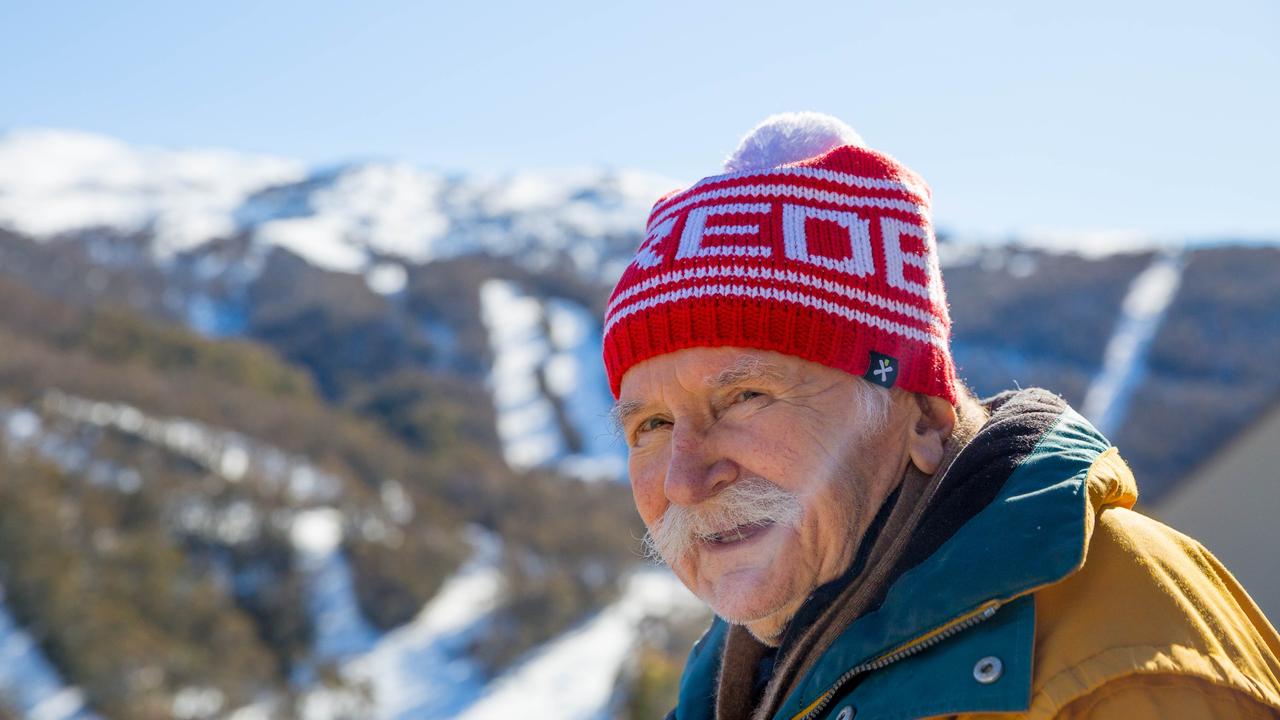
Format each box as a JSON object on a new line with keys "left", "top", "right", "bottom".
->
{"left": 1026, "top": 504, "right": 1280, "bottom": 717}
{"left": 1053, "top": 673, "right": 1280, "bottom": 719}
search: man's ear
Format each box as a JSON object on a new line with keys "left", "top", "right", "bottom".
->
{"left": 908, "top": 393, "right": 957, "bottom": 475}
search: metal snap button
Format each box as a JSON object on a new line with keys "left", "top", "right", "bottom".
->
{"left": 973, "top": 655, "right": 1003, "bottom": 684}
{"left": 834, "top": 706, "right": 855, "bottom": 720}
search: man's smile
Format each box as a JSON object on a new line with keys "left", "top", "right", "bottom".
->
{"left": 702, "top": 520, "right": 777, "bottom": 549}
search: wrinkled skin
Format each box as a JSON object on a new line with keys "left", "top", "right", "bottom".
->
{"left": 619, "top": 346, "right": 955, "bottom": 643}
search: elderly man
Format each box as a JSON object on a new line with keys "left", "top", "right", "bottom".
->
{"left": 603, "top": 114, "right": 1280, "bottom": 719}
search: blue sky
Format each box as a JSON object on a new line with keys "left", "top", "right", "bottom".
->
{"left": 2, "top": 0, "right": 1277, "bottom": 238}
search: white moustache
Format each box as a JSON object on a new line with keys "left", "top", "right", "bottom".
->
{"left": 642, "top": 476, "right": 802, "bottom": 566}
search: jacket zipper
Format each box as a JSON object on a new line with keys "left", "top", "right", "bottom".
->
{"left": 790, "top": 599, "right": 1002, "bottom": 720}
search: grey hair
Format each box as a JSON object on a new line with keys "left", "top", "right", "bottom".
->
{"left": 850, "top": 376, "right": 893, "bottom": 432}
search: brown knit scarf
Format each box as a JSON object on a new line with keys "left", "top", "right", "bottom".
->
{"left": 713, "top": 394, "right": 989, "bottom": 720}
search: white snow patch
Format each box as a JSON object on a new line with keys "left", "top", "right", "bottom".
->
{"left": 171, "top": 686, "right": 225, "bottom": 720}
{"left": 0, "top": 129, "right": 304, "bottom": 258}
{"left": 301, "top": 529, "right": 503, "bottom": 720}
{"left": 4, "top": 407, "right": 41, "bottom": 444}
{"left": 291, "top": 508, "right": 380, "bottom": 667}
{"left": 366, "top": 262, "right": 408, "bottom": 296}
{"left": 456, "top": 569, "right": 698, "bottom": 720}
{"left": 0, "top": 584, "right": 99, "bottom": 720}
{"left": 379, "top": 480, "right": 415, "bottom": 525}
{"left": 43, "top": 390, "right": 342, "bottom": 504}
{"left": 254, "top": 215, "right": 367, "bottom": 273}
{"left": 479, "top": 280, "right": 626, "bottom": 480}
{"left": 543, "top": 299, "right": 627, "bottom": 481}
{"left": 482, "top": 170, "right": 584, "bottom": 214}
{"left": 479, "top": 279, "right": 566, "bottom": 470}
{"left": 1, "top": 403, "right": 142, "bottom": 495}
{"left": 305, "top": 163, "right": 450, "bottom": 263}
{"left": 292, "top": 508, "right": 346, "bottom": 556}
{"left": 1082, "top": 249, "right": 1185, "bottom": 436}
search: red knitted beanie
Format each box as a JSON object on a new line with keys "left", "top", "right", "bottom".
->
{"left": 603, "top": 113, "right": 958, "bottom": 404}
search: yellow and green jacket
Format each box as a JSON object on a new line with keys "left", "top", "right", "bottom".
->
{"left": 673, "top": 389, "right": 1280, "bottom": 719}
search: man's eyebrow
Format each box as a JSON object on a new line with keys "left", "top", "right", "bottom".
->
{"left": 610, "top": 358, "right": 785, "bottom": 433}
{"left": 609, "top": 399, "right": 646, "bottom": 434}
{"left": 707, "top": 356, "right": 785, "bottom": 389}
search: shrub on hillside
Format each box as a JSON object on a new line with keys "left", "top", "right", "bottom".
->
{"left": 0, "top": 453, "right": 279, "bottom": 720}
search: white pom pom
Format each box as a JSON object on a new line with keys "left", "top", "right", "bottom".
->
{"left": 723, "top": 112, "right": 864, "bottom": 173}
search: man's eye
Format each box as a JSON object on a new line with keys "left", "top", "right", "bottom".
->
{"left": 733, "top": 390, "right": 765, "bottom": 404}
{"left": 637, "top": 417, "right": 671, "bottom": 433}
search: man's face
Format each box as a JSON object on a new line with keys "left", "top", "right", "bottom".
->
{"left": 617, "top": 346, "right": 916, "bottom": 642}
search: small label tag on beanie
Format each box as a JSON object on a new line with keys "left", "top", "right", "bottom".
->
{"left": 864, "top": 351, "right": 899, "bottom": 388}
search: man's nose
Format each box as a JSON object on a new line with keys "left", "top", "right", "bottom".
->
{"left": 664, "top": 422, "right": 737, "bottom": 506}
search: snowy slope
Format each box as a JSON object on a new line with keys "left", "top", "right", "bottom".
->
{"left": 0, "top": 129, "right": 305, "bottom": 258}
{"left": 291, "top": 509, "right": 381, "bottom": 675}
{"left": 456, "top": 569, "right": 698, "bottom": 720}
{"left": 300, "top": 529, "right": 502, "bottom": 720}
{"left": 480, "top": 279, "right": 625, "bottom": 480}
{"left": 543, "top": 297, "right": 626, "bottom": 480}
{"left": 0, "top": 129, "right": 675, "bottom": 287}
{"left": 479, "top": 278, "right": 566, "bottom": 470}
{"left": 294, "top": 531, "right": 698, "bottom": 720}
{"left": 1081, "top": 249, "right": 1185, "bottom": 436}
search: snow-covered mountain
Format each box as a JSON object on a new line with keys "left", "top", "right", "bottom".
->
{"left": 0, "top": 127, "right": 661, "bottom": 481}
{"left": 0, "top": 128, "right": 1277, "bottom": 720}
{"left": 0, "top": 129, "right": 675, "bottom": 290}
{"left": 0, "top": 129, "right": 306, "bottom": 258}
